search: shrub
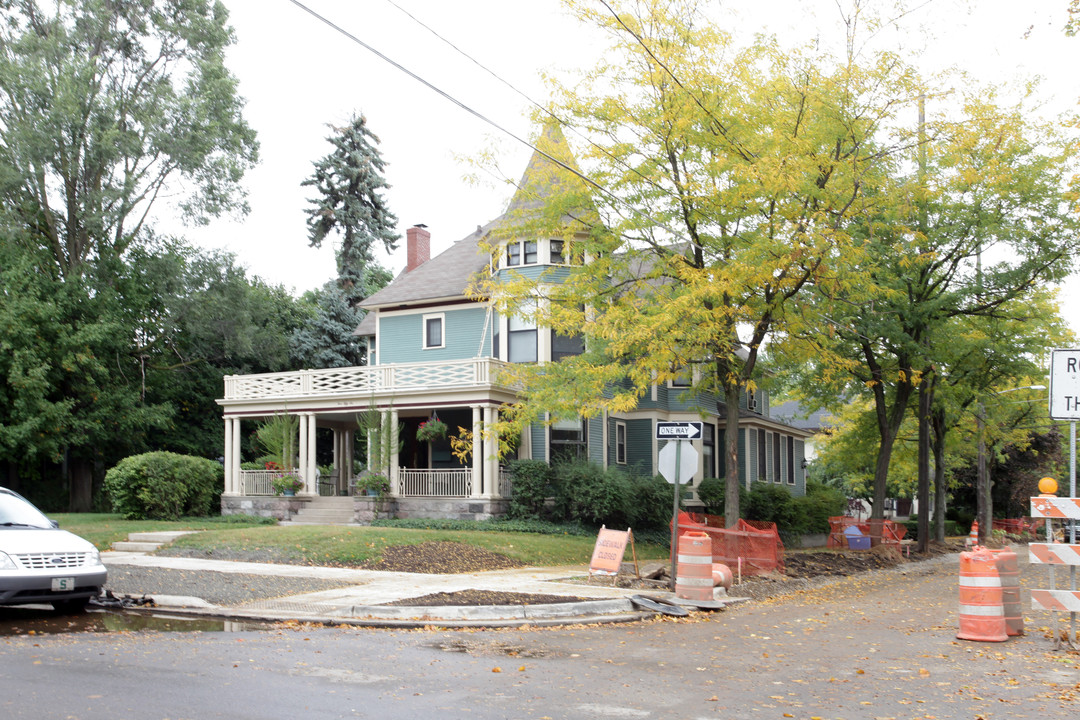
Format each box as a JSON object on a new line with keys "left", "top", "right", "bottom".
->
{"left": 696, "top": 477, "right": 725, "bottom": 514}
{"left": 744, "top": 482, "right": 808, "bottom": 539}
{"left": 507, "top": 460, "right": 553, "bottom": 520}
{"left": 626, "top": 474, "right": 672, "bottom": 530}
{"left": 551, "top": 459, "right": 631, "bottom": 527}
{"left": 794, "top": 481, "right": 848, "bottom": 534}
{"left": 104, "top": 452, "right": 222, "bottom": 520}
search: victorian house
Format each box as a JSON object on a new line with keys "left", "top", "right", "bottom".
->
{"left": 217, "top": 127, "right": 811, "bottom": 522}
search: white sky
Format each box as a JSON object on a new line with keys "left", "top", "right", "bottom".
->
{"left": 178, "top": 0, "right": 1080, "bottom": 331}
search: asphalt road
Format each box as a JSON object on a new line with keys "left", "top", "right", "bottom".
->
{"left": 1, "top": 550, "right": 1078, "bottom": 720}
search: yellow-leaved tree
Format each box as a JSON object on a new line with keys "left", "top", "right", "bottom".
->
{"left": 471, "top": 0, "right": 924, "bottom": 525}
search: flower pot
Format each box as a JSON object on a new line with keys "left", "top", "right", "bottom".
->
{"left": 282, "top": 489, "right": 295, "bottom": 497}
{"left": 365, "top": 489, "right": 378, "bottom": 497}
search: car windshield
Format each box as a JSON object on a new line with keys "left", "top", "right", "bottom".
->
{"left": 0, "top": 492, "right": 53, "bottom": 528}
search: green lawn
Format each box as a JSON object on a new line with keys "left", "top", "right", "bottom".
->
{"left": 53, "top": 514, "right": 275, "bottom": 552}
{"left": 54, "top": 514, "right": 668, "bottom": 568}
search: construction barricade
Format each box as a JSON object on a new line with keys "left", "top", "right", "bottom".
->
{"left": 675, "top": 531, "right": 714, "bottom": 601}
{"left": 673, "top": 512, "right": 784, "bottom": 577}
{"left": 957, "top": 546, "right": 1008, "bottom": 642}
{"left": 1029, "top": 484, "right": 1080, "bottom": 649}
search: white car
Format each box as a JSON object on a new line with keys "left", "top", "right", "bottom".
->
{"left": 0, "top": 487, "right": 107, "bottom": 613}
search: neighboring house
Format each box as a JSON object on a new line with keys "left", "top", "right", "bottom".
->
{"left": 217, "top": 127, "right": 811, "bottom": 520}
{"left": 769, "top": 399, "right": 835, "bottom": 461}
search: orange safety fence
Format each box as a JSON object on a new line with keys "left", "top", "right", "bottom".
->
{"left": 826, "top": 516, "right": 906, "bottom": 549}
{"left": 671, "top": 511, "right": 785, "bottom": 576}
{"left": 992, "top": 518, "right": 1044, "bottom": 538}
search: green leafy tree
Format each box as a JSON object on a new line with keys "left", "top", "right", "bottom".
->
{"left": 303, "top": 114, "right": 397, "bottom": 305}
{"left": 788, "top": 90, "right": 1079, "bottom": 541}
{"left": 0, "top": 0, "right": 258, "bottom": 509}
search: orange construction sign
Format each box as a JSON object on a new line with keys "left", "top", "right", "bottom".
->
{"left": 589, "top": 526, "right": 632, "bottom": 578}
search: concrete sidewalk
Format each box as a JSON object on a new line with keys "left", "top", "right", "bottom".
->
{"left": 101, "top": 543, "right": 742, "bottom": 627}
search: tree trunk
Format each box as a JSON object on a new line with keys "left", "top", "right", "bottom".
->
{"left": 723, "top": 382, "right": 742, "bottom": 528}
{"left": 916, "top": 379, "right": 932, "bottom": 553}
{"left": 931, "top": 406, "right": 947, "bottom": 543}
{"left": 869, "top": 381, "right": 914, "bottom": 545}
{"left": 68, "top": 456, "right": 94, "bottom": 512}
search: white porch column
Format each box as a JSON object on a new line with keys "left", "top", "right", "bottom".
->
{"left": 344, "top": 429, "right": 354, "bottom": 493}
{"left": 483, "top": 405, "right": 499, "bottom": 498}
{"left": 332, "top": 427, "right": 342, "bottom": 493}
{"left": 298, "top": 413, "right": 309, "bottom": 482}
{"left": 223, "top": 417, "right": 235, "bottom": 495}
{"left": 231, "top": 417, "right": 242, "bottom": 496}
{"left": 305, "top": 413, "right": 318, "bottom": 495}
{"left": 470, "top": 405, "right": 483, "bottom": 498}
{"left": 388, "top": 408, "right": 400, "bottom": 495}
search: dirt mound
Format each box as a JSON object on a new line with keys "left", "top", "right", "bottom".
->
{"left": 382, "top": 589, "right": 586, "bottom": 607}
{"left": 359, "top": 541, "right": 524, "bottom": 574}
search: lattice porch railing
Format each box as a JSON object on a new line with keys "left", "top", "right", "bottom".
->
{"left": 224, "top": 358, "right": 511, "bottom": 401}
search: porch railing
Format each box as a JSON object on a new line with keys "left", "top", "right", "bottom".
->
{"left": 397, "top": 468, "right": 472, "bottom": 498}
{"left": 239, "top": 470, "right": 285, "bottom": 496}
{"left": 223, "top": 357, "right": 513, "bottom": 401}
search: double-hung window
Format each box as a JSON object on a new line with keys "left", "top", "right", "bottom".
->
{"left": 508, "top": 304, "right": 537, "bottom": 363}
{"left": 615, "top": 421, "right": 627, "bottom": 465}
{"left": 423, "top": 313, "right": 444, "bottom": 349}
{"left": 506, "top": 240, "right": 538, "bottom": 267}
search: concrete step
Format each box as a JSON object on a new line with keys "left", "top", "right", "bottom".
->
{"left": 111, "top": 541, "right": 165, "bottom": 553}
{"left": 110, "top": 530, "right": 199, "bottom": 554}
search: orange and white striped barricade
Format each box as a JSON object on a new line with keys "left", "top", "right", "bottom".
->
{"left": 1029, "top": 492, "right": 1080, "bottom": 649}
{"left": 675, "top": 531, "right": 714, "bottom": 603}
{"left": 957, "top": 547, "right": 1008, "bottom": 642}
{"left": 991, "top": 547, "right": 1023, "bottom": 636}
{"left": 966, "top": 520, "right": 979, "bottom": 549}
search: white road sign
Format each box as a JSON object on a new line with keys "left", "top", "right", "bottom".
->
{"left": 658, "top": 441, "right": 698, "bottom": 485}
{"left": 1050, "top": 348, "right": 1080, "bottom": 420}
{"left": 655, "top": 421, "right": 703, "bottom": 440}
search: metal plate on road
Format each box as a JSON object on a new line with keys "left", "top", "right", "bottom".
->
{"left": 655, "top": 421, "right": 702, "bottom": 440}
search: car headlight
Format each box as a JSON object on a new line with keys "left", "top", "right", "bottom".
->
{"left": 0, "top": 551, "right": 17, "bottom": 570}
{"left": 88, "top": 549, "right": 102, "bottom": 566}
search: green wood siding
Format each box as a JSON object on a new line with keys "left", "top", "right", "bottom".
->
{"left": 379, "top": 306, "right": 490, "bottom": 364}
{"left": 626, "top": 419, "right": 654, "bottom": 476}
{"left": 588, "top": 416, "right": 604, "bottom": 465}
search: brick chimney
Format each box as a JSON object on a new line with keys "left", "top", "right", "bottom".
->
{"left": 406, "top": 224, "right": 430, "bottom": 272}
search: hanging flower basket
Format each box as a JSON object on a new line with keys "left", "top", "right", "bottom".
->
{"left": 416, "top": 417, "right": 448, "bottom": 443}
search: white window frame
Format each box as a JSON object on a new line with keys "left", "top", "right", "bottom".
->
{"left": 615, "top": 421, "right": 627, "bottom": 465}
{"left": 505, "top": 239, "right": 538, "bottom": 268}
{"left": 422, "top": 313, "right": 445, "bottom": 350}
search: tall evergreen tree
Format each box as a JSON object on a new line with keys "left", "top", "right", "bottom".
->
{"left": 289, "top": 283, "right": 369, "bottom": 369}
{"left": 302, "top": 114, "right": 398, "bottom": 305}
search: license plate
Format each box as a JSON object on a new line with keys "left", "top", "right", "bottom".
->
{"left": 51, "top": 577, "right": 75, "bottom": 591}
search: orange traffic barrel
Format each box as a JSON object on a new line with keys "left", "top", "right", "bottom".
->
{"left": 712, "top": 563, "right": 733, "bottom": 591}
{"left": 957, "top": 547, "right": 1007, "bottom": 642}
{"left": 965, "top": 520, "right": 979, "bottom": 549}
{"left": 676, "top": 531, "right": 713, "bottom": 601}
{"left": 992, "top": 547, "right": 1023, "bottom": 636}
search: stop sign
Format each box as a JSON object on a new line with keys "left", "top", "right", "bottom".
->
{"left": 658, "top": 440, "right": 697, "bottom": 484}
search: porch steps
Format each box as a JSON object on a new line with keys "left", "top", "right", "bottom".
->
{"left": 285, "top": 496, "right": 357, "bottom": 526}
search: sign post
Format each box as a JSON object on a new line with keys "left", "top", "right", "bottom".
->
{"left": 657, "top": 422, "right": 702, "bottom": 591}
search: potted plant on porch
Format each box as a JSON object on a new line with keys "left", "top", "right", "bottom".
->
{"left": 416, "top": 415, "right": 448, "bottom": 443}
{"left": 354, "top": 470, "right": 391, "bottom": 497}
{"left": 272, "top": 473, "right": 304, "bottom": 497}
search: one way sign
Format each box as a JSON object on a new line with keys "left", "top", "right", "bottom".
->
{"left": 655, "top": 421, "right": 703, "bottom": 440}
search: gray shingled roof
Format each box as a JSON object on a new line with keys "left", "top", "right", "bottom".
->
{"left": 356, "top": 221, "right": 495, "bottom": 314}
{"left": 356, "top": 122, "right": 589, "bottom": 330}
{"left": 770, "top": 399, "right": 834, "bottom": 432}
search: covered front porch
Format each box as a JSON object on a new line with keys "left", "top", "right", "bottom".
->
{"left": 217, "top": 358, "right": 520, "bottom": 518}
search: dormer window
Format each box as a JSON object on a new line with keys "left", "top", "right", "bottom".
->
{"left": 506, "top": 240, "right": 538, "bottom": 267}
